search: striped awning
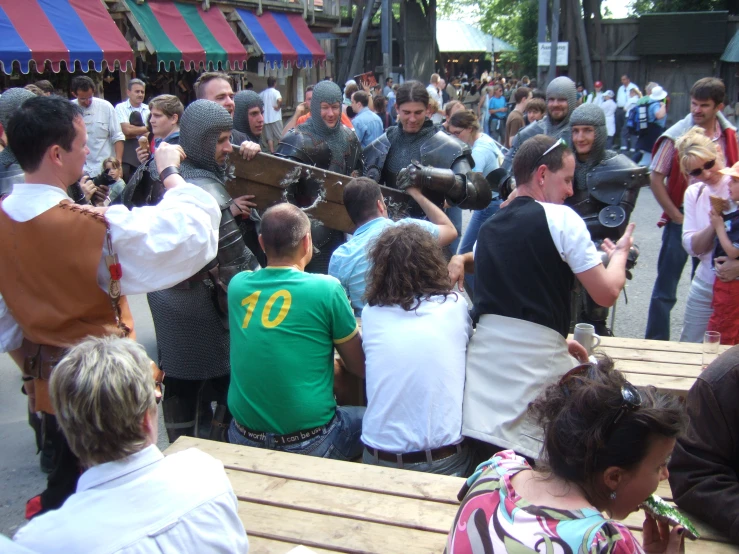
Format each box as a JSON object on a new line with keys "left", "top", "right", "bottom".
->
{"left": 124, "top": 0, "right": 248, "bottom": 71}
{"left": 234, "top": 9, "right": 326, "bottom": 68}
{"left": 0, "top": 0, "right": 134, "bottom": 75}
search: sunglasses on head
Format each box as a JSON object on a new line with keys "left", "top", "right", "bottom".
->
{"left": 688, "top": 158, "right": 716, "bottom": 177}
{"left": 559, "top": 363, "right": 643, "bottom": 440}
{"left": 535, "top": 138, "right": 567, "bottom": 166}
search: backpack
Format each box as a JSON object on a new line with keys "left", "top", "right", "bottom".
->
{"left": 627, "top": 101, "right": 656, "bottom": 137}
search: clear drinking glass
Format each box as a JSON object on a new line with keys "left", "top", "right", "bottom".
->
{"left": 702, "top": 331, "right": 721, "bottom": 370}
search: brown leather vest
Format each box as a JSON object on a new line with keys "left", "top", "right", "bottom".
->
{"left": 0, "top": 200, "right": 134, "bottom": 412}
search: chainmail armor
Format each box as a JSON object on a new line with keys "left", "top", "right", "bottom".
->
{"left": 542, "top": 77, "right": 578, "bottom": 138}
{"left": 179, "top": 100, "right": 233, "bottom": 184}
{"left": 0, "top": 88, "right": 35, "bottom": 128}
{"left": 234, "top": 91, "right": 264, "bottom": 144}
{"left": 293, "top": 81, "right": 361, "bottom": 175}
{"left": 382, "top": 120, "right": 440, "bottom": 186}
{"left": 570, "top": 103, "right": 613, "bottom": 191}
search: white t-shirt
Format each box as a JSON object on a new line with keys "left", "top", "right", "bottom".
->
{"left": 260, "top": 87, "right": 282, "bottom": 124}
{"left": 426, "top": 84, "right": 443, "bottom": 124}
{"left": 361, "top": 295, "right": 472, "bottom": 452}
{"left": 602, "top": 99, "right": 617, "bottom": 136}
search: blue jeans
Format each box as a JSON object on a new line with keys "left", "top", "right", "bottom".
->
{"left": 362, "top": 442, "right": 474, "bottom": 477}
{"left": 458, "top": 199, "right": 502, "bottom": 296}
{"left": 228, "top": 406, "right": 366, "bottom": 460}
{"left": 645, "top": 221, "right": 688, "bottom": 340}
{"left": 445, "top": 205, "right": 463, "bottom": 255}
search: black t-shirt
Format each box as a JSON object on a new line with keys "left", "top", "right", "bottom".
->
{"left": 472, "top": 196, "right": 601, "bottom": 337}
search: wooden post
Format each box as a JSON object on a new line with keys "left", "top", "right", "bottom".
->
{"left": 380, "top": 0, "right": 392, "bottom": 82}
{"left": 338, "top": 0, "right": 363, "bottom": 85}
{"left": 348, "top": 0, "right": 378, "bottom": 79}
{"left": 564, "top": 0, "right": 576, "bottom": 83}
{"left": 548, "top": 0, "right": 560, "bottom": 86}
{"left": 572, "top": 0, "right": 594, "bottom": 92}
{"left": 537, "top": 0, "right": 547, "bottom": 86}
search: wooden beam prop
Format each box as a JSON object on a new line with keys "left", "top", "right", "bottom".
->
{"left": 227, "top": 151, "right": 411, "bottom": 234}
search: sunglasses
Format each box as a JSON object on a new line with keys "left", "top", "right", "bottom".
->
{"left": 688, "top": 158, "right": 716, "bottom": 177}
{"left": 559, "top": 363, "right": 643, "bottom": 439}
{"left": 535, "top": 138, "right": 567, "bottom": 166}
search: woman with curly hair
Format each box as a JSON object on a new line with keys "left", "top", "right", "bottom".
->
{"left": 447, "top": 357, "right": 688, "bottom": 553}
{"left": 360, "top": 223, "right": 473, "bottom": 476}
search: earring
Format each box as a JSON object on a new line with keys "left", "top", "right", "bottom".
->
{"left": 610, "top": 491, "right": 617, "bottom": 501}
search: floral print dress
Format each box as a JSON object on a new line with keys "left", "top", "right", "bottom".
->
{"left": 446, "top": 451, "right": 644, "bottom": 554}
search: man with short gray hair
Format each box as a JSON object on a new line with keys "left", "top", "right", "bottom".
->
{"left": 115, "top": 79, "right": 150, "bottom": 181}
{"left": 13, "top": 336, "right": 249, "bottom": 553}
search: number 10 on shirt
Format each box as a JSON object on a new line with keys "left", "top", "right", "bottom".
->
{"left": 241, "top": 290, "right": 292, "bottom": 329}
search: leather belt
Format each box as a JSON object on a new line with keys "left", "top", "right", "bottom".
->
{"left": 20, "top": 339, "right": 67, "bottom": 381}
{"left": 234, "top": 416, "right": 335, "bottom": 446}
{"left": 365, "top": 442, "right": 464, "bottom": 465}
{"left": 171, "top": 270, "right": 211, "bottom": 289}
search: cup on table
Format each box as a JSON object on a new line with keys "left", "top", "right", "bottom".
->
{"left": 573, "top": 323, "right": 601, "bottom": 356}
{"left": 702, "top": 331, "right": 721, "bottom": 370}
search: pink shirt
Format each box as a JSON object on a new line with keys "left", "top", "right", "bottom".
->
{"left": 682, "top": 174, "right": 731, "bottom": 284}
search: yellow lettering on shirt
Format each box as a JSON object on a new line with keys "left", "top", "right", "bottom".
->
{"left": 241, "top": 291, "right": 261, "bottom": 329}
{"left": 261, "top": 290, "right": 292, "bottom": 328}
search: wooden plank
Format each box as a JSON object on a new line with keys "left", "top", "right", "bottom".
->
{"left": 224, "top": 469, "right": 456, "bottom": 534}
{"left": 630, "top": 530, "right": 737, "bottom": 554}
{"left": 612, "top": 359, "right": 702, "bottom": 378}
{"left": 166, "top": 437, "right": 464, "bottom": 504}
{"left": 226, "top": 152, "right": 411, "bottom": 234}
{"left": 238, "top": 501, "right": 449, "bottom": 553}
{"left": 596, "top": 336, "right": 731, "bottom": 356}
{"left": 249, "top": 536, "right": 339, "bottom": 553}
{"left": 619, "top": 372, "right": 693, "bottom": 397}
{"left": 600, "top": 347, "right": 702, "bottom": 366}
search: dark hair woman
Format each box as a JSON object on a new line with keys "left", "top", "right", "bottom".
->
{"left": 447, "top": 358, "right": 688, "bottom": 553}
{"left": 360, "top": 223, "right": 474, "bottom": 476}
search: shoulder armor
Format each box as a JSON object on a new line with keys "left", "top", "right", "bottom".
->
{"left": 187, "top": 177, "right": 232, "bottom": 210}
{"left": 420, "top": 131, "right": 472, "bottom": 170}
{"left": 586, "top": 154, "right": 649, "bottom": 206}
{"left": 275, "top": 130, "right": 331, "bottom": 168}
{"left": 362, "top": 133, "right": 391, "bottom": 181}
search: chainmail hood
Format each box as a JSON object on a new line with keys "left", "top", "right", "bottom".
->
{"left": 0, "top": 88, "right": 35, "bottom": 129}
{"left": 179, "top": 99, "right": 233, "bottom": 184}
{"left": 571, "top": 103, "right": 615, "bottom": 191}
{"left": 544, "top": 77, "right": 578, "bottom": 138}
{"left": 296, "top": 81, "right": 355, "bottom": 174}
{"left": 233, "top": 91, "right": 264, "bottom": 143}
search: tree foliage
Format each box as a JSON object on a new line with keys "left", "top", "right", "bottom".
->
{"left": 437, "top": 0, "right": 538, "bottom": 75}
{"left": 628, "top": 0, "right": 725, "bottom": 15}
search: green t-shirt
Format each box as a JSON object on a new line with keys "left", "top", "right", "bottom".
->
{"left": 227, "top": 267, "right": 358, "bottom": 434}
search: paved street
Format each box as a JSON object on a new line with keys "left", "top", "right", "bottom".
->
{"left": 0, "top": 186, "right": 692, "bottom": 538}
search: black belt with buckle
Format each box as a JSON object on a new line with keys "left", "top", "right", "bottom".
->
{"left": 234, "top": 416, "right": 334, "bottom": 446}
{"left": 365, "top": 442, "right": 464, "bottom": 465}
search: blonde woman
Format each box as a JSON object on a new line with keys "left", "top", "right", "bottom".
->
{"left": 677, "top": 126, "right": 730, "bottom": 341}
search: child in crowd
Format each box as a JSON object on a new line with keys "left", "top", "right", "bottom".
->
{"left": 101, "top": 157, "right": 126, "bottom": 204}
{"left": 524, "top": 98, "right": 545, "bottom": 124}
{"left": 708, "top": 164, "right": 739, "bottom": 344}
{"left": 601, "top": 90, "right": 617, "bottom": 149}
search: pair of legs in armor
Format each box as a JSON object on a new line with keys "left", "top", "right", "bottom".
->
{"left": 162, "top": 375, "right": 231, "bottom": 443}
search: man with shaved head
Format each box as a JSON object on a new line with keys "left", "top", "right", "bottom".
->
{"left": 227, "top": 202, "right": 366, "bottom": 460}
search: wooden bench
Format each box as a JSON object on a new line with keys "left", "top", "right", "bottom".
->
{"left": 165, "top": 437, "right": 738, "bottom": 553}
{"left": 574, "top": 336, "right": 733, "bottom": 397}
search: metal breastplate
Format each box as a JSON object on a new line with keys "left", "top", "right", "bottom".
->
{"left": 188, "top": 177, "right": 260, "bottom": 281}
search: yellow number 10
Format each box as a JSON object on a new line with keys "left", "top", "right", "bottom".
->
{"left": 241, "top": 290, "right": 292, "bottom": 329}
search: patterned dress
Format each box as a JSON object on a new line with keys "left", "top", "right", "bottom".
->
{"left": 446, "top": 451, "right": 644, "bottom": 554}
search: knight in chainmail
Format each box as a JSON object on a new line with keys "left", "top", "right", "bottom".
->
{"left": 147, "top": 99, "right": 260, "bottom": 443}
{"left": 502, "top": 77, "right": 578, "bottom": 171}
{"left": 0, "top": 88, "right": 36, "bottom": 196}
{"left": 363, "top": 80, "right": 492, "bottom": 220}
{"left": 234, "top": 90, "right": 266, "bottom": 147}
{"left": 567, "top": 102, "right": 647, "bottom": 335}
{"left": 275, "top": 80, "right": 363, "bottom": 273}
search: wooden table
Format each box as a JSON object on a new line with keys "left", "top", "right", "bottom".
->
{"left": 165, "top": 437, "right": 737, "bottom": 553}
{"left": 579, "top": 336, "right": 733, "bottom": 398}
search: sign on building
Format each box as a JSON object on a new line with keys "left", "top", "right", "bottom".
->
{"left": 537, "top": 42, "right": 569, "bottom": 66}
